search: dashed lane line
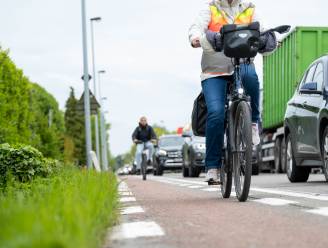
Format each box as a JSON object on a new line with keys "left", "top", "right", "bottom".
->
{"left": 120, "top": 191, "right": 133, "bottom": 196}
{"left": 151, "top": 177, "right": 328, "bottom": 202}
{"left": 201, "top": 188, "right": 219, "bottom": 192}
{"left": 252, "top": 198, "right": 298, "bottom": 206}
{"left": 120, "top": 197, "right": 137, "bottom": 203}
{"left": 188, "top": 185, "right": 204, "bottom": 189}
{"left": 306, "top": 207, "right": 328, "bottom": 217}
{"left": 111, "top": 221, "right": 165, "bottom": 240}
{"left": 121, "top": 206, "right": 145, "bottom": 215}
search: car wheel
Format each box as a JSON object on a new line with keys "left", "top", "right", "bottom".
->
{"left": 153, "top": 159, "right": 158, "bottom": 176}
{"left": 274, "top": 137, "right": 282, "bottom": 173}
{"left": 182, "top": 161, "right": 189, "bottom": 177}
{"left": 189, "top": 163, "right": 201, "bottom": 177}
{"left": 157, "top": 163, "right": 164, "bottom": 176}
{"left": 280, "top": 137, "right": 287, "bottom": 173}
{"left": 252, "top": 162, "right": 259, "bottom": 175}
{"left": 286, "top": 134, "right": 310, "bottom": 183}
{"left": 321, "top": 126, "right": 328, "bottom": 182}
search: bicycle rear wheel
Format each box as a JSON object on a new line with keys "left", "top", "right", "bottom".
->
{"left": 221, "top": 130, "right": 233, "bottom": 198}
{"left": 233, "top": 101, "right": 252, "bottom": 202}
{"left": 141, "top": 154, "right": 147, "bottom": 181}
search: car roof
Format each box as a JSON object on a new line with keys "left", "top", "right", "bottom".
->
{"left": 313, "top": 54, "right": 328, "bottom": 64}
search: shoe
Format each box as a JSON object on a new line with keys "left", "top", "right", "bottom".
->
{"left": 205, "top": 168, "right": 221, "bottom": 185}
{"left": 252, "top": 123, "right": 261, "bottom": 146}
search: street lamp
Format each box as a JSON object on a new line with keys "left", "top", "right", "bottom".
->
{"left": 80, "top": 0, "right": 93, "bottom": 169}
{"left": 98, "top": 70, "right": 109, "bottom": 171}
{"left": 90, "top": 16, "right": 102, "bottom": 167}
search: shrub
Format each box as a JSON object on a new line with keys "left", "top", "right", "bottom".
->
{"left": 0, "top": 143, "right": 61, "bottom": 187}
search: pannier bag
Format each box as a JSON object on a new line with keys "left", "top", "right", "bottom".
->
{"left": 191, "top": 92, "right": 207, "bottom": 137}
{"left": 221, "top": 22, "right": 260, "bottom": 58}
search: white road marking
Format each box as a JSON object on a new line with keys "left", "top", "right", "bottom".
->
{"left": 306, "top": 207, "right": 328, "bottom": 217}
{"left": 178, "top": 184, "right": 192, "bottom": 187}
{"left": 111, "top": 221, "right": 165, "bottom": 240}
{"left": 120, "top": 191, "right": 133, "bottom": 196}
{"left": 253, "top": 198, "right": 298, "bottom": 206}
{"left": 250, "top": 187, "right": 328, "bottom": 202}
{"left": 202, "top": 188, "right": 219, "bottom": 192}
{"left": 121, "top": 206, "right": 145, "bottom": 215}
{"left": 188, "top": 185, "right": 203, "bottom": 189}
{"left": 153, "top": 177, "right": 328, "bottom": 202}
{"left": 120, "top": 197, "right": 137, "bottom": 203}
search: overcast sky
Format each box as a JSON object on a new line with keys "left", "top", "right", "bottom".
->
{"left": 0, "top": 0, "right": 327, "bottom": 156}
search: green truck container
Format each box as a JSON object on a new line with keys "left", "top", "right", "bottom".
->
{"left": 263, "top": 27, "right": 328, "bottom": 129}
{"left": 258, "top": 27, "right": 328, "bottom": 173}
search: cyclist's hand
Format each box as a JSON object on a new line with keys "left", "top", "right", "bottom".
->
{"left": 151, "top": 139, "right": 157, "bottom": 144}
{"left": 133, "top": 139, "right": 139, "bottom": 144}
{"left": 191, "top": 38, "right": 201, "bottom": 48}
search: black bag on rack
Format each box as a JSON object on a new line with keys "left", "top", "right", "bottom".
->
{"left": 191, "top": 92, "right": 207, "bottom": 137}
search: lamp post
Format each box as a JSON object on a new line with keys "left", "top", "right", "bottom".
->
{"left": 98, "top": 70, "right": 109, "bottom": 171}
{"left": 80, "top": 0, "right": 92, "bottom": 169}
{"left": 90, "top": 16, "right": 102, "bottom": 166}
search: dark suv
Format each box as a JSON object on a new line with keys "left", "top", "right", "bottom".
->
{"left": 181, "top": 132, "right": 206, "bottom": 177}
{"left": 153, "top": 135, "right": 184, "bottom": 176}
{"left": 284, "top": 55, "right": 328, "bottom": 182}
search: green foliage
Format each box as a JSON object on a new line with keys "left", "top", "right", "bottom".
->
{"left": 0, "top": 143, "right": 60, "bottom": 187}
{"left": 64, "top": 87, "right": 86, "bottom": 165}
{"left": 0, "top": 49, "right": 30, "bottom": 144}
{"left": 0, "top": 48, "right": 65, "bottom": 159}
{"left": 29, "top": 83, "right": 65, "bottom": 158}
{"left": 152, "top": 123, "right": 173, "bottom": 138}
{"left": 0, "top": 167, "right": 118, "bottom": 248}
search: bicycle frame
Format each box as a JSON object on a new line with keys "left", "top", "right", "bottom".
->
{"left": 226, "top": 58, "right": 251, "bottom": 155}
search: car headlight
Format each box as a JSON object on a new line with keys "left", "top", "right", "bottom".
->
{"left": 193, "top": 143, "right": 206, "bottom": 150}
{"left": 158, "top": 149, "right": 167, "bottom": 156}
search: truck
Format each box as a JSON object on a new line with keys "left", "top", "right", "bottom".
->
{"left": 257, "top": 27, "right": 328, "bottom": 173}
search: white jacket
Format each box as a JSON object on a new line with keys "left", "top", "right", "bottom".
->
{"left": 189, "top": 0, "right": 261, "bottom": 81}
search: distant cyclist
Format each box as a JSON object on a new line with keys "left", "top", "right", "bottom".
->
{"left": 132, "top": 116, "right": 157, "bottom": 173}
{"left": 189, "top": 0, "right": 276, "bottom": 184}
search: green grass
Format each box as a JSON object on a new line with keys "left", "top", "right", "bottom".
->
{"left": 0, "top": 166, "right": 119, "bottom": 248}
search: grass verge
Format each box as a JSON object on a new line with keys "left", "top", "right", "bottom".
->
{"left": 0, "top": 166, "right": 118, "bottom": 248}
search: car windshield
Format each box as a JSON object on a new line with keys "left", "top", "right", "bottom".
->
{"left": 159, "top": 137, "right": 184, "bottom": 147}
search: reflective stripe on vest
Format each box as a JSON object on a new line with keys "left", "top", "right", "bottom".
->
{"left": 208, "top": 6, "right": 254, "bottom": 32}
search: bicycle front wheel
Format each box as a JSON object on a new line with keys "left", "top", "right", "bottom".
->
{"left": 141, "top": 154, "right": 147, "bottom": 181}
{"left": 221, "top": 130, "right": 233, "bottom": 198}
{"left": 233, "top": 101, "right": 252, "bottom": 202}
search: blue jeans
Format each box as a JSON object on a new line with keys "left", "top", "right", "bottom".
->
{"left": 134, "top": 142, "right": 154, "bottom": 169}
{"left": 201, "top": 64, "right": 260, "bottom": 171}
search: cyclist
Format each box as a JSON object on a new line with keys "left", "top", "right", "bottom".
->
{"left": 189, "top": 0, "right": 276, "bottom": 183}
{"left": 132, "top": 116, "right": 157, "bottom": 173}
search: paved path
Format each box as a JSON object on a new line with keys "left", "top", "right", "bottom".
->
{"left": 106, "top": 173, "right": 328, "bottom": 248}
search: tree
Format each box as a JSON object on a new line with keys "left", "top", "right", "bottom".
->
{"left": 64, "top": 87, "right": 86, "bottom": 165}
{"left": 0, "top": 48, "right": 65, "bottom": 159}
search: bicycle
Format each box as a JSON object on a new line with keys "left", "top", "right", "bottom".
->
{"left": 135, "top": 140, "right": 156, "bottom": 181}
{"left": 218, "top": 22, "right": 290, "bottom": 202}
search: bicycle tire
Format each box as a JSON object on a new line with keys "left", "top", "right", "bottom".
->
{"left": 233, "top": 101, "right": 252, "bottom": 202}
{"left": 221, "top": 129, "right": 233, "bottom": 198}
{"left": 141, "top": 154, "right": 147, "bottom": 181}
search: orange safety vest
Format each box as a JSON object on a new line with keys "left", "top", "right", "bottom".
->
{"left": 208, "top": 5, "right": 255, "bottom": 32}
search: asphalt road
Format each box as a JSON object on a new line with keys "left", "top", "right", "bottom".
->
{"left": 107, "top": 172, "right": 328, "bottom": 248}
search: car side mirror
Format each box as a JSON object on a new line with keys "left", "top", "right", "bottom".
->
{"left": 299, "top": 82, "right": 321, "bottom": 94}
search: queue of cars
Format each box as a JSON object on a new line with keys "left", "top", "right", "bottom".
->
{"left": 152, "top": 133, "right": 206, "bottom": 177}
